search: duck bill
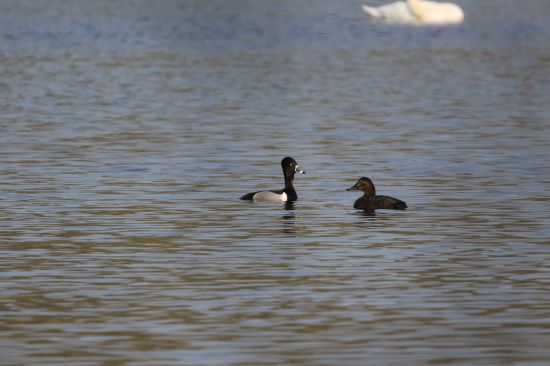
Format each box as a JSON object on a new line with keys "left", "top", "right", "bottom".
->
{"left": 346, "top": 184, "right": 359, "bottom": 191}
{"left": 295, "top": 165, "right": 305, "bottom": 174}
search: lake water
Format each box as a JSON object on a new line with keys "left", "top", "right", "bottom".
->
{"left": 1, "top": 1, "right": 549, "bottom": 365}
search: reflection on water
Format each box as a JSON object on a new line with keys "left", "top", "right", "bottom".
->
{"left": 1, "top": 0, "right": 550, "bottom": 365}
{"left": 282, "top": 202, "right": 297, "bottom": 236}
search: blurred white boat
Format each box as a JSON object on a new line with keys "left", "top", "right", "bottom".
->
{"left": 362, "top": 0, "right": 464, "bottom": 25}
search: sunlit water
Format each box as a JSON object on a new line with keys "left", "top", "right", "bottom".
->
{"left": 1, "top": 1, "right": 549, "bottom": 365}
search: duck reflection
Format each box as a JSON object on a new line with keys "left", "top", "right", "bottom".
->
{"left": 282, "top": 202, "right": 297, "bottom": 236}
{"left": 357, "top": 210, "right": 377, "bottom": 218}
{"left": 352, "top": 209, "right": 378, "bottom": 229}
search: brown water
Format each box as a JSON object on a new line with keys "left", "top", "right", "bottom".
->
{"left": 1, "top": 1, "right": 550, "bottom": 365}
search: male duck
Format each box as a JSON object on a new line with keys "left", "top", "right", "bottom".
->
{"left": 347, "top": 177, "right": 407, "bottom": 211}
{"left": 241, "top": 157, "right": 305, "bottom": 202}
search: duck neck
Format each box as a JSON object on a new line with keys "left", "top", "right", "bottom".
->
{"left": 363, "top": 185, "right": 376, "bottom": 199}
{"left": 284, "top": 174, "right": 298, "bottom": 201}
{"left": 407, "top": 0, "right": 425, "bottom": 20}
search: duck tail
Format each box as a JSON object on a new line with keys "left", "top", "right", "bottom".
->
{"left": 394, "top": 200, "right": 407, "bottom": 210}
{"left": 361, "top": 5, "right": 382, "bottom": 18}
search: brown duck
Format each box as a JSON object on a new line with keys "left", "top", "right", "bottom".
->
{"left": 346, "top": 177, "right": 407, "bottom": 211}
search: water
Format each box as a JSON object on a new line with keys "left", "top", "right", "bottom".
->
{"left": 1, "top": 1, "right": 549, "bottom": 365}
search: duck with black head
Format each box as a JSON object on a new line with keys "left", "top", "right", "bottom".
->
{"left": 347, "top": 177, "right": 407, "bottom": 212}
{"left": 240, "top": 157, "right": 305, "bottom": 203}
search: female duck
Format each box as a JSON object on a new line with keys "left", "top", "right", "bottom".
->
{"left": 347, "top": 177, "right": 407, "bottom": 211}
{"left": 241, "top": 157, "right": 305, "bottom": 203}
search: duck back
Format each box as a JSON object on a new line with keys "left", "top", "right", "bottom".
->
{"left": 354, "top": 195, "right": 407, "bottom": 210}
{"left": 373, "top": 195, "right": 407, "bottom": 210}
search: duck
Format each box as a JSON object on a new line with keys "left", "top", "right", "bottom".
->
{"left": 346, "top": 177, "right": 407, "bottom": 211}
{"left": 240, "top": 157, "right": 305, "bottom": 203}
{"left": 361, "top": 0, "right": 464, "bottom": 25}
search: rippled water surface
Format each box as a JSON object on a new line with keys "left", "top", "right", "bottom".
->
{"left": 1, "top": 1, "right": 549, "bottom": 365}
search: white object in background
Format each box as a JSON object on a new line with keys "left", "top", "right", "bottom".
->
{"left": 362, "top": 0, "right": 464, "bottom": 25}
